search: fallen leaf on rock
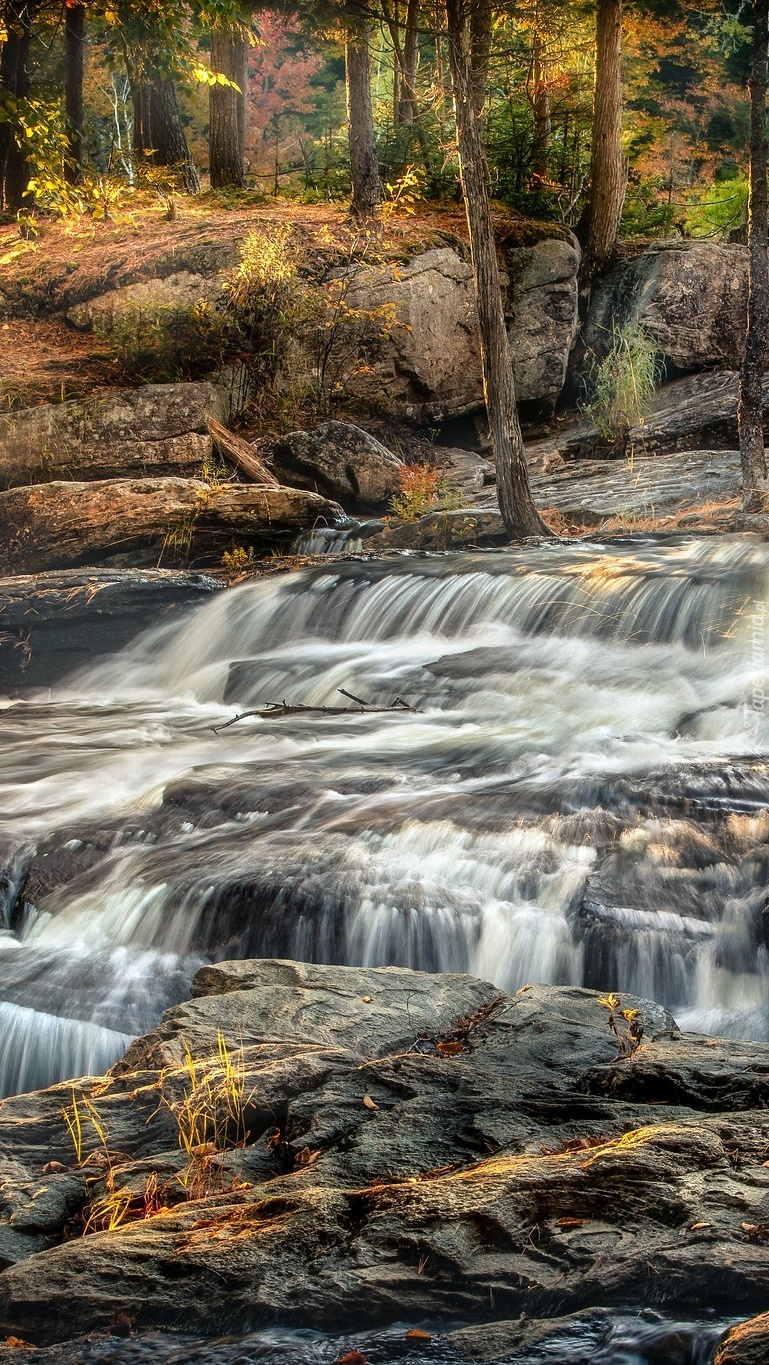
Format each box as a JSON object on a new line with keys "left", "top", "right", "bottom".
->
{"left": 689, "top": 1222, "right": 712, "bottom": 1230}
{"left": 294, "top": 1147, "right": 321, "bottom": 1165}
{"left": 556, "top": 1216, "right": 584, "bottom": 1228}
{"left": 405, "top": 1329, "right": 433, "bottom": 1341}
{"left": 741, "top": 1222, "right": 769, "bottom": 1243}
{"left": 435, "top": 1040, "right": 464, "bottom": 1056}
{"left": 337, "top": 1352, "right": 367, "bottom": 1365}
{"left": 363, "top": 1094, "right": 379, "bottom": 1110}
{"left": 6, "top": 1338, "right": 36, "bottom": 1349}
{"left": 517, "top": 984, "right": 532, "bottom": 993}
{"left": 41, "top": 1161, "right": 67, "bottom": 1174}
{"left": 362, "top": 996, "right": 372, "bottom": 1003}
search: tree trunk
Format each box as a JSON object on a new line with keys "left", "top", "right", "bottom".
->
{"left": 0, "top": 2, "right": 33, "bottom": 211}
{"left": 132, "top": 73, "right": 200, "bottom": 194}
{"left": 394, "top": 0, "right": 421, "bottom": 125}
{"left": 581, "top": 0, "right": 625, "bottom": 273}
{"left": 345, "top": 5, "right": 382, "bottom": 220}
{"left": 64, "top": 2, "right": 86, "bottom": 184}
{"left": 209, "top": 25, "right": 248, "bottom": 190}
{"left": 739, "top": 0, "right": 769, "bottom": 512}
{"left": 444, "top": 0, "right": 550, "bottom": 540}
{"left": 530, "top": 30, "right": 550, "bottom": 183}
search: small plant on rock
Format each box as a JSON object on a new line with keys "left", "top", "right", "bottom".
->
{"left": 582, "top": 323, "right": 664, "bottom": 452}
{"left": 391, "top": 464, "right": 461, "bottom": 521}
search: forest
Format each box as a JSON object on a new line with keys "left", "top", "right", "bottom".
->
{"left": 2, "top": 4, "right": 769, "bottom": 1365}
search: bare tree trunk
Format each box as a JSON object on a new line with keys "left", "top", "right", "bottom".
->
{"left": 0, "top": 2, "right": 33, "bottom": 211}
{"left": 64, "top": 2, "right": 85, "bottom": 184}
{"left": 132, "top": 72, "right": 200, "bottom": 194}
{"left": 469, "top": 0, "right": 491, "bottom": 117}
{"left": 445, "top": 0, "right": 550, "bottom": 540}
{"left": 209, "top": 25, "right": 248, "bottom": 189}
{"left": 739, "top": 0, "right": 769, "bottom": 512}
{"left": 581, "top": 0, "right": 625, "bottom": 273}
{"left": 395, "top": 0, "right": 421, "bottom": 124}
{"left": 345, "top": 4, "right": 382, "bottom": 220}
{"left": 529, "top": 29, "right": 550, "bottom": 182}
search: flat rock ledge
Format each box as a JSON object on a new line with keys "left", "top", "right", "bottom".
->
{"left": 0, "top": 568, "right": 224, "bottom": 692}
{"left": 1, "top": 960, "right": 769, "bottom": 1355}
{"left": 0, "top": 478, "right": 345, "bottom": 574}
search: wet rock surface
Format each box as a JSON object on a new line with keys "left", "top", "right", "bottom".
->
{"left": 1, "top": 961, "right": 769, "bottom": 1349}
{"left": 0, "top": 568, "right": 224, "bottom": 693}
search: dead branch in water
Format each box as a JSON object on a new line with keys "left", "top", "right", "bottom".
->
{"left": 210, "top": 690, "right": 417, "bottom": 733}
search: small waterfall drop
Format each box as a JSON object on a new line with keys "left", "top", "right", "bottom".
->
{"left": 1, "top": 536, "right": 768, "bottom": 1096}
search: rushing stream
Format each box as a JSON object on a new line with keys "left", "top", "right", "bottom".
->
{"left": 1, "top": 536, "right": 769, "bottom": 1104}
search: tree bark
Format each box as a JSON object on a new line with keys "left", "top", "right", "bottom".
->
{"left": 444, "top": 0, "right": 550, "bottom": 540}
{"left": 581, "top": 0, "right": 626, "bottom": 273}
{"left": 739, "top": 0, "right": 769, "bottom": 513}
{"left": 345, "top": 4, "right": 382, "bottom": 220}
{"left": 529, "top": 29, "right": 550, "bottom": 183}
{"left": 64, "top": 2, "right": 85, "bottom": 184}
{"left": 0, "top": 2, "right": 33, "bottom": 211}
{"left": 132, "top": 72, "right": 200, "bottom": 194}
{"left": 209, "top": 24, "right": 248, "bottom": 190}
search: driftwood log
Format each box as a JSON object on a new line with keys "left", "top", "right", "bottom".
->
{"left": 0, "top": 477, "right": 345, "bottom": 573}
{"left": 208, "top": 420, "right": 279, "bottom": 487}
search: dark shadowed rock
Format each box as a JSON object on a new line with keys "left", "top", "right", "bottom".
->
{"left": 584, "top": 243, "right": 748, "bottom": 372}
{"left": 560, "top": 371, "right": 769, "bottom": 462}
{"left": 271, "top": 423, "right": 404, "bottom": 512}
{"left": 2, "top": 962, "right": 769, "bottom": 1347}
{"left": 0, "top": 568, "right": 224, "bottom": 693}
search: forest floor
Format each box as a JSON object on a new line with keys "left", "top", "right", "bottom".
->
{"left": 0, "top": 194, "right": 752, "bottom": 541}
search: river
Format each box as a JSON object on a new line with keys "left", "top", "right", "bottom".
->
{"left": 1, "top": 536, "right": 768, "bottom": 1102}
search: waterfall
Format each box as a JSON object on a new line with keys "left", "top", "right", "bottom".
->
{"left": 1, "top": 536, "right": 768, "bottom": 1097}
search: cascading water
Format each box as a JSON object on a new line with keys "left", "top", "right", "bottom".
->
{"left": 1, "top": 536, "right": 768, "bottom": 1100}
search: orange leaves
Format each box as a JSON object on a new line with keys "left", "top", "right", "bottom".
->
{"left": 362, "top": 1094, "right": 379, "bottom": 1111}
{"left": 435, "top": 1040, "right": 464, "bottom": 1056}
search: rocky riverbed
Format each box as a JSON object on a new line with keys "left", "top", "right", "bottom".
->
{"left": 0, "top": 959, "right": 768, "bottom": 1361}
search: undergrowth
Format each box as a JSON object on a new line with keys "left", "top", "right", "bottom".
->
{"left": 63, "top": 1031, "right": 255, "bottom": 1235}
{"left": 582, "top": 323, "right": 664, "bottom": 450}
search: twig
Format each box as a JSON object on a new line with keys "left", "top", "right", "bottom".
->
{"left": 209, "top": 696, "right": 419, "bottom": 734}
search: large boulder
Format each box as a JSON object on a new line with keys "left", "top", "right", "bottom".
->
{"left": 0, "top": 477, "right": 345, "bottom": 573}
{"left": 0, "top": 383, "right": 220, "bottom": 489}
{"left": 66, "top": 272, "right": 222, "bottom": 335}
{"left": 584, "top": 242, "right": 748, "bottom": 373}
{"left": 505, "top": 234, "right": 580, "bottom": 405}
{"left": 716, "top": 1313, "right": 769, "bottom": 1364}
{"left": 1, "top": 962, "right": 769, "bottom": 1346}
{"left": 561, "top": 371, "right": 769, "bottom": 460}
{"left": 340, "top": 239, "right": 580, "bottom": 421}
{"left": 270, "top": 422, "right": 404, "bottom": 512}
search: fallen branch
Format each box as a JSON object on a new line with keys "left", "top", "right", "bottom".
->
{"left": 210, "top": 691, "right": 417, "bottom": 734}
{"left": 208, "top": 420, "right": 279, "bottom": 488}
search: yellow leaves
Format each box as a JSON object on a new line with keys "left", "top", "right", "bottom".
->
{"left": 5, "top": 1338, "right": 36, "bottom": 1349}
{"left": 190, "top": 64, "right": 243, "bottom": 92}
{"left": 361, "top": 995, "right": 372, "bottom": 1003}
{"left": 599, "top": 993, "right": 621, "bottom": 1011}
